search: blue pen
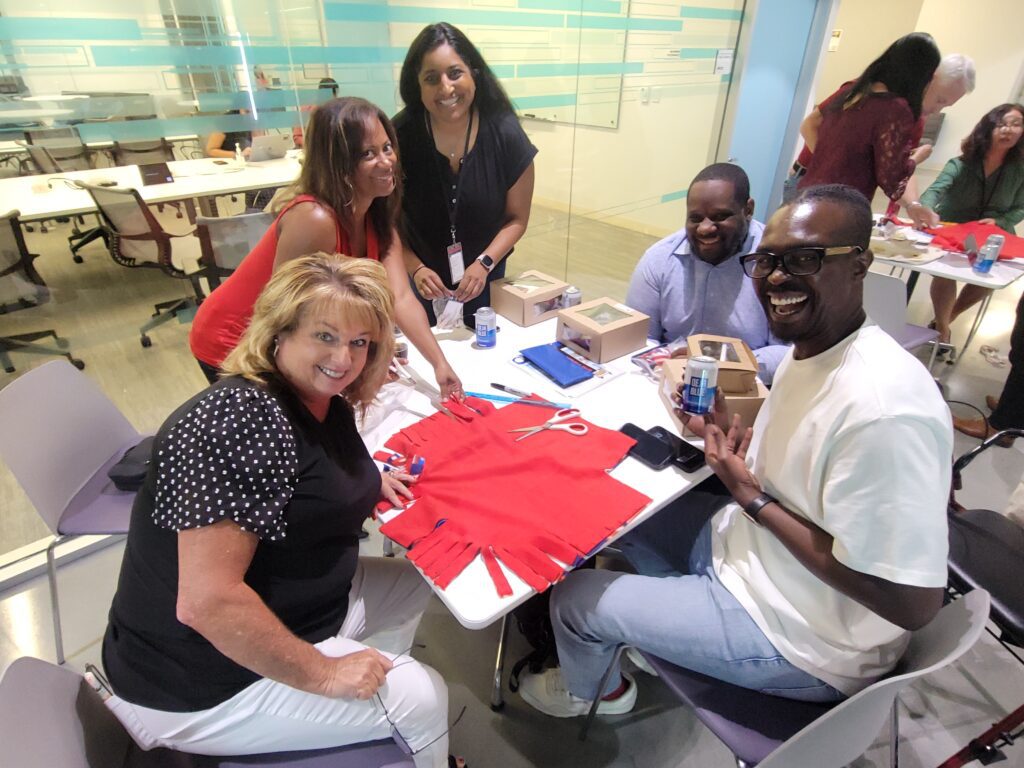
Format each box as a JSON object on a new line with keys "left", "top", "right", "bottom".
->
{"left": 465, "top": 391, "right": 570, "bottom": 409}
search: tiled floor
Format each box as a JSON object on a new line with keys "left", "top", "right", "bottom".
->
{"left": 2, "top": 210, "right": 1024, "bottom": 766}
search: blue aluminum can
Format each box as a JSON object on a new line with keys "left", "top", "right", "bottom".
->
{"left": 682, "top": 355, "right": 719, "bottom": 415}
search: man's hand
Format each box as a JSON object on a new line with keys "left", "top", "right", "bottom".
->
{"left": 704, "top": 422, "right": 759, "bottom": 508}
{"left": 434, "top": 360, "right": 463, "bottom": 401}
{"left": 413, "top": 266, "right": 451, "bottom": 301}
{"left": 319, "top": 649, "right": 393, "bottom": 700}
{"left": 453, "top": 262, "right": 488, "bottom": 303}
{"left": 673, "top": 388, "right": 733, "bottom": 439}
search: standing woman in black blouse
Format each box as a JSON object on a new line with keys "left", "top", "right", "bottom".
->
{"left": 396, "top": 22, "right": 538, "bottom": 325}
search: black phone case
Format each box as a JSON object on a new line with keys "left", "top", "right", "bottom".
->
{"left": 620, "top": 422, "right": 674, "bottom": 470}
{"left": 648, "top": 425, "right": 706, "bottom": 472}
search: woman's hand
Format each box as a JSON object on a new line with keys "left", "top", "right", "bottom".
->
{"left": 434, "top": 360, "right": 464, "bottom": 401}
{"left": 979, "top": 217, "right": 997, "bottom": 226}
{"left": 910, "top": 143, "right": 933, "bottom": 165}
{"left": 320, "top": 649, "right": 393, "bottom": 700}
{"left": 380, "top": 468, "right": 417, "bottom": 508}
{"left": 704, "top": 422, "right": 759, "bottom": 508}
{"left": 453, "top": 262, "right": 488, "bottom": 303}
{"left": 413, "top": 266, "right": 450, "bottom": 301}
{"left": 907, "top": 201, "right": 940, "bottom": 230}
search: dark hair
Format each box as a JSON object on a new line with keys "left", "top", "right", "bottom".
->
{"left": 792, "top": 184, "right": 873, "bottom": 250}
{"left": 399, "top": 22, "right": 514, "bottom": 117}
{"left": 961, "top": 103, "right": 1024, "bottom": 166}
{"left": 288, "top": 97, "right": 401, "bottom": 255}
{"left": 691, "top": 162, "right": 751, "bottom": 206}
{"left": 318, "top": 77, "right": 339, "bottom": 97}
{"left": 837, "top": 32, "right": 940, "bottom": 121}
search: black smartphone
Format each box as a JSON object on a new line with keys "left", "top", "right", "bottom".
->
{"left": 213, "top": 159, "right": 229, "bottom": 165}
{"left": 620, "top": 422, "right": 674, "bottom": 470}
{"left": 648, "top": 425, "right": 706, "bottom": 472}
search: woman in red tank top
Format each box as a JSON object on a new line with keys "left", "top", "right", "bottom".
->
{"left": 190, "top": 97, "right": 462, "bottom": 398}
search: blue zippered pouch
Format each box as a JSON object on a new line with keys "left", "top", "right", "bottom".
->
{"left": 519, "top": 343, "right": 594, "bottom": 388}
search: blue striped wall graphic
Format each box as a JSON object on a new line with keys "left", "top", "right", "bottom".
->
{"left": 75, "top": 112, "right": 300, "bottom": 143}
{"left": 660, "top": 188, "right": 688, "bottom": 203}
{"left": 512, "top": 93, "right": 578, "bottom": 110}
{"left": 0, "top": 18, "right": 142, "bottom": 41}
{"left": 679, "top": 6, "right": 742, "bottom": 20}
{"left": 90, "top": 45, "right": 408, "bottom": 68}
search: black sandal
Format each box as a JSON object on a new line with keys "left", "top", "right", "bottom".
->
{"left": 448, "top": 757, "right": 468, "bottom": 768}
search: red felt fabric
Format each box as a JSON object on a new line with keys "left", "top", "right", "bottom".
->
{"left": 379, "top": 401, "right": 651, "bottom": 597}
{"left": 926, "top": 221, "right": 1024, "bottom": 260}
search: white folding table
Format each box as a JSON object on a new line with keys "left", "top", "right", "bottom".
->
{"left": 360, "top": 318, "right": 712, "bottom": 708}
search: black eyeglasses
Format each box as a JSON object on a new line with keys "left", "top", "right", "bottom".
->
{"left": 741, "top": 246, "right": 864, "bottom": 278}
{"left": 375, "top": 644, "right": 466, "bottom": 756}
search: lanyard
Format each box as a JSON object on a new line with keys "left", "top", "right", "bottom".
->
{"left": 425, "top": 109, "right": 474, "bottom": 245}
{"left": 980, "top": 163, "right": 1005, "bottom": 217}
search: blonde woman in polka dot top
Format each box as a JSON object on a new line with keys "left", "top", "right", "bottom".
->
{"left": 102, "top": 254, "right": 453, "bottom": 768}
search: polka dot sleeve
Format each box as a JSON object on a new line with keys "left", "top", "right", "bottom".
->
{"left": 151, "top": 386, "right": 298, "bottom": 540}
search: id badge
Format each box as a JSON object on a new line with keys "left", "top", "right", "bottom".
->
{"left": 447, "top": 242, "right": 465, "bottom": 284}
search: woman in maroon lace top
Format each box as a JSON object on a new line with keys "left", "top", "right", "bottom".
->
{"left": 799, "top": 33, "right": 941, "bottom": 202}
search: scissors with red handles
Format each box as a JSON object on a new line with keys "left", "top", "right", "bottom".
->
{"left": 509, "top": 408, "right": 589, "bottom": 442}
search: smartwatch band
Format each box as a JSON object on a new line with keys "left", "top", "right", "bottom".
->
{"left": 743, "top": 492, "right": 776, "bottom": 525}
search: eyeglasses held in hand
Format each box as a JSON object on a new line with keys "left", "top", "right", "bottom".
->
{"left": 741, "top": 245, "right": 864, "bottom": 278}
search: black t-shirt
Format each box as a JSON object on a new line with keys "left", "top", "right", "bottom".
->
{"left": 102, "top": 376, "right": 380, "bottom": 712}
{"left": 394, "top": 108, "right": 537, "bottom": 288}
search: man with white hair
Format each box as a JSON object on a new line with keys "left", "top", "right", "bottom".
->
{"left": 787, "top": 53, "right": 976, "bottom": 228}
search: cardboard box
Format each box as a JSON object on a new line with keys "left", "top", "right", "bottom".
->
{"left": 685, "top": 334, "right": 758, "bottom": 394}
{"left": 490, "top": 270, "right": 569, "bottom": 327}
{"left": 556, "top": 297, "right": 649, "bottom": 363}
{"left": 660, "top": 358, "right": 768, "bottom": 431}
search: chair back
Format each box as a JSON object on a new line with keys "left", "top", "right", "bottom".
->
{"left": 0, "top": 208, "right": 49, "bottom": 311}
{"left": 863, "top": 271, "right": 907, "bottom": 338}
{"left": 0, "top": 657, "right": 134, "bottom": 768}
{"left": 24, "top": 126, "right": 78, "bottom": 145}
{"left": 84, "top": 183, "right": 165, "bottom": 267}
{"left": 112, "top": 139, "right": 174, "bottom": 166}
{"left": 24, "top": 143, "right": 62, "bottom": 174}
{"left": 25, "top": 128, "right": 91, "bottom": 170}
{"left": 0, "top": 359, "right": 140, "bottom": 533}
{"left": 195, "top": 212, "right": 272, "bottom": 288}
{"left": 757, "top": 589, "right": 991, "bottom": 768}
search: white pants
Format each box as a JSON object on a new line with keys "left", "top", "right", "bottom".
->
{"left": 106, "top": 557, "right": 449, "bottom": 768}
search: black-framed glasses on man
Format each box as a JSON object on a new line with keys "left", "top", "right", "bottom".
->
{"left": 741, "top": 246, "right": 864, "bottom": 278}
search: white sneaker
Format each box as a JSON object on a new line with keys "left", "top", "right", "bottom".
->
{"left": 625, "top": 646, "right": 659, "bottom": 677}
{"left": 519, "top": 667, "right": 637, "bottom": 718}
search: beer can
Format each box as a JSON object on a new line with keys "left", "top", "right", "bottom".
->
{"left": 682, "top": 355, "right": 718, "bottom": 415}
{"left": 475, "top": 307, "right": 497, "bottom": 348}
{"left": 561, "top": 286, "right": 582, "bottom": 308}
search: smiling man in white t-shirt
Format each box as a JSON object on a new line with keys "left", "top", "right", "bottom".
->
{"left": 519, "top": 184, "right": 952, "bottom": 717}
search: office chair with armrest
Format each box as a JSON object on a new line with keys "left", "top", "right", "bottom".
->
{"left": 0, "top": 361, "right": 140, "bottom": 664}
{"left": 581, "top": 590, "right": 991, "bottom": 768}
{"left": 937, "top": 429, "right": 1024, "bottom": 767}
{"left": 0, "top": 208, "right": 83, "bottom": 373}
{"left": 24, "top": 126, "right": 92, "bottom": 170}
{"left": 195, "top": 211, "right": 273, "bottom": 291}
{"left": 84, "top": 183, "right": 204, "bottom": 347}
{"left": 864, "top": 270, "right": 941, "bottom": 371}
{"left": 21, "top": 143, "right": 108, "bottom": 258}
{"left": 0, "top": 657, "right": 416, "bottom": 768}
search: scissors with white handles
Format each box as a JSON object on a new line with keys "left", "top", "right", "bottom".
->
{"left": 509, "top": 408, "right": 589, "bottom": 442}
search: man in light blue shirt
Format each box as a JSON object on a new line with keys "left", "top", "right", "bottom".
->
{"left": 626, "top": 163, "right": 788, "bottom": 383}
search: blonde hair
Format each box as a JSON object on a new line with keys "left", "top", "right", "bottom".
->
{"left": 222, "top": 253, "right": 395, "bottom": 409}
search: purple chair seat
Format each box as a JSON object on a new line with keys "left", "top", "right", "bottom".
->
{"left": 947, "top": 508, "right": 1024, "bottom": 645}
{"left": 58, "top": 440, "right": 142, "bottom": 535}
{"left": 640, "top": 653, "right": 836, "bottom": 767}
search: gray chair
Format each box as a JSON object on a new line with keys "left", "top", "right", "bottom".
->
{"left": 195, "top": 211, "right": 273, "bottom": 291}
{"left": 0, "top": 360, "right": 141, "bottom": 664}
{"left": 581, "top": 590, "right": 991, "bottom": 768}
{"left": 83, "top": 183, "right": 204, "bottom": 347}
{"left": 0, "top": 208, "right": 83, "bottom": 372}
{"left": 0, "top": 656, "right": 415, "bottom": 767}
{"left": 111, "top": 138, "right": 175, "bottom": 166}
{"left": 864, "top": 270, "right": 942, "bottom": 370}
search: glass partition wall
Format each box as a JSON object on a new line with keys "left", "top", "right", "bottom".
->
{"left": 0, "top": 0, "right": 744, "bottom": 559}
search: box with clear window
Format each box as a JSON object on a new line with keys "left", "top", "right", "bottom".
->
{"left": 491, "top": 270, "right": 570, "bottom": 327}
{"left": 555, "top": 297, "right": 648, "bottom": 363}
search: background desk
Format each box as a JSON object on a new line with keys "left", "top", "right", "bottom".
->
{"left": 360, "top": 319, "right": 712, "bottom": 707}
{"left": 0, "top": 156, "right": 300, "bottom": 220}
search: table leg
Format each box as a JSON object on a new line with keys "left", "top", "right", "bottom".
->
{"left": 905, "top": 271, "right": 919, "bottom": 302}
{"left": 490, "top": 614, "right": 510, "bottom": 711}
{"left": 948, "top": 292, "right": 993, "bottom": 374}
{"left": 197, "top": 195, "right": 220, "bottom": 217}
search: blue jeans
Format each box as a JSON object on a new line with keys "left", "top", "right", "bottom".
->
{"left": 550, "top": 485, "right": 844, "bottom": 703}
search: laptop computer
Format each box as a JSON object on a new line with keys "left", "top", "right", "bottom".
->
{"left": 248, "top": 133, "right": 293, "bottom": 163}
{"left": 138, "top": 162, "right": 173, "bottom": 185}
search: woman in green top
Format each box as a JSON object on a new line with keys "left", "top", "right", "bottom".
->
{"left": 925, "top": 103, "right": 1024, "bottom": 344}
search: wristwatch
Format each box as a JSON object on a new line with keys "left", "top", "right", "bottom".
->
{"left": 742, "top": 492, "right": 776, "bottom": 526}
{"left": 476, "top": 254, "right": 495, "bottom": 272}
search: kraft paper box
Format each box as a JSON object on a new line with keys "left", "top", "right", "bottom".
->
{"left": 556, "top": 298, "right": 649, "bottom": 363}
{"left": 659, "top": 359, "right": 768, "bottom": 432}
{"left": 491, "top": 270, "right": 569, "bottom": 327}
{"left": 685, "top": 334, "right": 758, "bottom": 394}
